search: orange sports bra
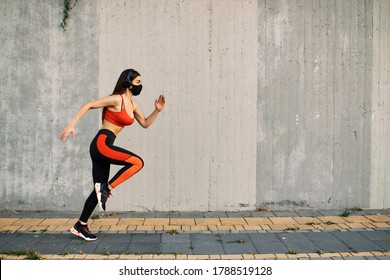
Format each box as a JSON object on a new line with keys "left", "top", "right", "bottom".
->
{"left": 104, "top": 95, "right": 135, "bottom": 127}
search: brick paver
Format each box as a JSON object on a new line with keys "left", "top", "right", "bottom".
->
{"left": 268, "top": 224, "right": 289, "bottom": 230}
{"left": 317, "top": 216, "right": 347, "bottom": 224}
{"left": 12, "top": 218, "right": 44, "bottom": 226}
{"left": 144, "top": 218, "right": 170, "bottom": 225}
{"left": 39, "top": 218, "right": 70, "bottom": 226}
{"left": 345, "top": 222, "right": 365, "bottom": 229}
{"left": 195, "top": 218, "right": 221, "bottom": 225}
{"left": 343, "top": 216, "right": 372, "bottom": 223}
{"left": 52, "top": 225, "right": 71, "bottom": 232}
{"left": 0, "top": 218, "right": 20, "bottom": 225}
{"left": 164, "top": 225, "right": 181, "bottom": 231}
{"left": 1, "top": 225, "right": 22, "bottom": 231}
{"left": 217, "top": 225, "right": 236, "bottom": 231}
{"left": 243, "top": 225, "right": 263, "bottom": 231}
{"left": 191, "top": 225, "right": 209, "bottom": 231}
{"left": 287, "top": 253, "right": 309, "bottom": 259}
{"left": 109, "top": 225, "right": 129, "bottom": 231}
{"left": 220, "top": 218, "right": 247, "bottom": 225}
{"left": 136, "top": 225, "right": 155, "bottom": 231}
{"left": 292, "top": 217, "right": 322, "bottom": 224}
{"left": 170, "top": 218, "right": 195, "bottom": 226}
{"left": 365, "top": 215, "right": 390, "bottom": 223}
{"left": 244, "top": 217, "right": 272, "bottom": 225}
{"left": 90, "top": 218, "right": 119, "bottom": 226}
{"left": 117, "top": 218, "right": 144, "bottom": 225}
{"left": 269, "top": 217, "right": 296, "bottom": 224}
{"left": 372, "top": 222, "right": 390, "bottom": 228}
{"left": 320, "top": 223, "right": 341, "bottom": 230}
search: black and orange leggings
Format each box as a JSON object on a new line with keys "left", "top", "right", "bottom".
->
{"left": 79, "top": 129, "right": 144, "bottom": 222}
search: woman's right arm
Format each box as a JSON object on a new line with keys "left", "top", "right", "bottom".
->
{"left": 60, "top": 95, "right": 120, "bottom": 142}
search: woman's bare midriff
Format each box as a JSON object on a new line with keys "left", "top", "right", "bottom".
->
{"left": 101, "top": 120, "right": 124, "bottom": 136}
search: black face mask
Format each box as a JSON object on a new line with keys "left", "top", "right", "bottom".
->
{"left": 131, "top": 84, "right": 143, "bottom": 96}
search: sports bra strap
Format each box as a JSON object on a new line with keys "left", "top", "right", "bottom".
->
{"left": 120, "top": 95, "right": 124, "bottom": 110}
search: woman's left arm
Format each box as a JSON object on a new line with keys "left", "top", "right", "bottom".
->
{"left": 134, "top": 94, "right": 166, "bottom": 128}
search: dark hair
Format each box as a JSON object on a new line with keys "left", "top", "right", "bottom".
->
{"left": 102, "top": 69, "right": 141, "bottom": 123}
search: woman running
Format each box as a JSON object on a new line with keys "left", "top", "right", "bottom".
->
{"left": 60, "top": 69, "right": 165, "bottom": 241}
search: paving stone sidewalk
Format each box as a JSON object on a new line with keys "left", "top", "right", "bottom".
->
{"left": 1, "top": 210, "right": 390, "bottom": 260}
{"left": 1, "top": 229, "right": 390, "bottom": 260}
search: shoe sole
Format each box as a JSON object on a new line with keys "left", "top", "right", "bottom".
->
{"left": 70, "top": 227, "right": 98, "bottom": 241}
{"left": 94, "top": 183, "right": 105, "bottom": 211}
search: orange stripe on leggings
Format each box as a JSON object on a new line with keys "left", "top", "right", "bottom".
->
{"left": 96, "top": 134, "right": 131, "bottom": 161}
{"left": 110, "top": 156, "right": 144, "bottom": 188}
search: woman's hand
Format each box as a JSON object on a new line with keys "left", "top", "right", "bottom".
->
{"left": 60, "top": 125, "right": 75, "bottom": 142}
{"left": 155, "top": 94, "right": 166, "bottom": 112}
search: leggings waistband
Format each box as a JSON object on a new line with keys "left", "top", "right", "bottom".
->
{"left": 98, "top": 129, "right": 116, "bottom": 138}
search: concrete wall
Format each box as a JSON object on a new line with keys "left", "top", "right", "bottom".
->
{"left": 98, "top": 0, "right": 258, "bottom": 211}
{"left": 0, "top": 0, "right": 389, "bottom": 212}
{"left": 370, "top": 0, "right": 390, "bottom": 208}
{"left": 1, "top": 0, "right": 100, "bottom": 210}
{"left": 257, "top": 0, "right": 374, "bottom": 210}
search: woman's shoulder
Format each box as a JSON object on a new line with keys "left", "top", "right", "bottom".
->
{"left": 98, "top": 94, "right": 122, "bottom": 110}
{"left": 109, "top": 94, "right": 123, "bottom": 104}
{"left": 112, "top": 93, "right": 123, "bottom": 99}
